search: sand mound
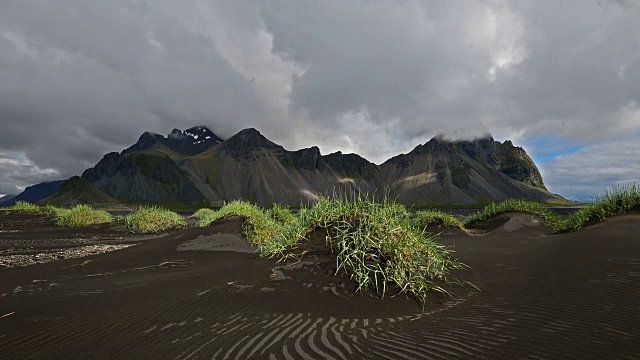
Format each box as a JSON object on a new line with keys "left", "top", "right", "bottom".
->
{"left": 177, "top": 233, "right": 257, "bottom": 253}
{"left": 2, "top": 212, "right": 640, "bottom": 359}
{"left": 466, "top": 212, "right": 549, "bottom": 234}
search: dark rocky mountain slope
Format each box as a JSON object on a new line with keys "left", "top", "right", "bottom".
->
{"left": 0, "top": 195, "right": 16, "bottom": 205}
{"left": 49, "top": 126, "right": 565, "bottom": 206}
{"left": 40, "top": 176, "right": 117, "bottom": 207}
{"left": 380, "top": 135, "right": 558, "bottom": 204}
{"left": 0, "top": 180, "right": 66, "bottom": 207}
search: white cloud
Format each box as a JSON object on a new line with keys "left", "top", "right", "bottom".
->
{"left": 0, "top": 151, "right": 61, "bottom": 194}
{"left": 0, "top": 0, "right": 639, "bottom": 197}
{"left": 540, "top": 140, "right": 640, "bottom": 201}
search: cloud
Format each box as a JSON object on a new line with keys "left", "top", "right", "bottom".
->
{"left": 0, "top": 0, "right": 639, "bottom": 197}
{"left": 0, "top": 151, "right": 61, "bottom": 195}
{"left": 540, "top": 139, "right": 640, "bottom": 201}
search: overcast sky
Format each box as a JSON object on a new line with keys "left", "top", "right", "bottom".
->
{"left": 1, "top": 0, "right": 639, "bottom": 200}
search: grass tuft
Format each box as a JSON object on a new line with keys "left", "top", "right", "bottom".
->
{"left": 198, "top": 195, "right": 465, "bottom": 304}
{"left": 197, "top": 200, "right": 282, "bottom": 245}
{"left": 4, "top": 201, "right": 43, "bottom": 213}
{"left": 125, "top": 206, "right": 185, "bottom": 233}
{"left": 191, "top": 208, "right": 216, "bottom": 222}
{"left": 413, "top": 210, "right": 466, "bottom": 231}
{"left": 561, "top": 184, "right": 640, "bottom": 232}
{"left": 460, "top": 184, "right": 640, "bottom": 233}
{"left": 266, "top": 204, "right": 296, "bottom": 225}
{"left": 464, "top": 199, "right": 562, "bottom": 230}
{"left": 318, "top": 196, "right": 464, "bottom": 303}
{"left": 54, "top": 204, "right": 112, "bottom": 227}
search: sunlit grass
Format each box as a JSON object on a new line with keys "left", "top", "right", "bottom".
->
{"left": 191, "top": 208, "right": 216, "bottom": 222}
{"left": 125, "top": 206, "right": 185, "bottom": 233}
{"left": 315, "top": 196, "right": 464, "bottom": 303}
{"left": 3, "top": 201, "right": 43, "bottom": 214}
{"left": 196, "top": 195, "right": 465, "bottom": 304}
{"left": 561, "top": 183, "right": 640, "bottom": 232}
{"left": 413, "top": 210, "right": 466, "bottom": 232}
{"left": 2, "top": 201, "right": 111, "bottom": 227}
{"left": 2, "top": 201, "right": 61, "bottom": 216}
{"left": 464, "top": 199, "right": 562, "bottom": 231}
{"left": 54, "top": 204, "right": 112, "bottom": 227}
{"left": 266, "top": 204, "right": 296, "bottom": 225}
{"left": 196, "top": 200, "right": 282, "bottom": 245}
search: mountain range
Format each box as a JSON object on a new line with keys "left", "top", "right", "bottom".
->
{"left": 5, "top": 125, "right": 567, "bottom": 207}
{"left": 0, "top": 180, "right": 65, "bottom": 207}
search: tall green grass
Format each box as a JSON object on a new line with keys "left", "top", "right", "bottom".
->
{"left": 1, "top": 201, "right": 112, "bottom": 227}
{"left": 55, "top": 204, "right": 112, "bottom": 227}
{"left": 191, "top": 208, "right": 216, "bottom": 222}
{"left": 3, "top": 201, "right": 44, "bottom": 213}
{"left": 196, "top": 195, "right": 464, "bottom": 303}
{"left": 413, "top": 210, "right": 466, "bottom": 231}
{"left": 266, "top": 204, "right": 296, "bottom": 225}
{"left": 317, "top": 197, "right": 463, "bottom": 302}
{"left": 464, "top": 199, "right": 562, "bottom": 231}
{"left": 125, "top": 206, "right": 185, "bottom": 233}
{"left": 460, "top": 184, "right": 640, "bottom": 233}
{"left": 561, "top": 184, "right": 640, "bottom": 232}
{"left": 196, "top": 200, "right": 282, "bottom": 245}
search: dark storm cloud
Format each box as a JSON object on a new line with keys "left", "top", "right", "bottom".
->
{"left": 1, "top": 0, "right": 639, "bottom": 199}
{"left": 0, "top": 0, "right": 267, "bottom": 189}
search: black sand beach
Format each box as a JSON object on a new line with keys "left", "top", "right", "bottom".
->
{"left": 1, "top": 213, "right": 639, "bottom": 359}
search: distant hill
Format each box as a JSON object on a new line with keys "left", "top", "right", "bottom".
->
{"left": 0, "top": 194, "right": 17, "bottom": 205}
{"left": 40, "top": 176, "right": 117, "bottom": 207}
{"left": 48, "top": 125, "right": 566, "bottom": 206}
{"left": 0, "top": 180, "right": 66, "bottom": 207}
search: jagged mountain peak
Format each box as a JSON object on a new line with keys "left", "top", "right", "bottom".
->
{"left": 69, "top": 125, "right": 563, "bottom": 206}
{"left": 168, "top": 125, "right": 220, "bottom": 142}
{"left": 221, "top": 128, "right": 282, "bottom": 160}
{"left": 124, "top": 125, "right": 223, "bottom": 156}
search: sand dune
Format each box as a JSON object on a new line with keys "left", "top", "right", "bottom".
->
{"left": 1, "top": 214, "right": 639, "bottom": 359}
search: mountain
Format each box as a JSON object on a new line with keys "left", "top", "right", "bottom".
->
{"left": 0, "top": 180, "right": 66, "bottom": 207}
{"left": 51, "top": 125, "right": 565, "bottom": 206}
{"left": 123, "top": 125, "right": 223, "bottom": 156}
{"left": 40, "top": 176, "right": 117, "bottom": 207}
{"left": 0, "top": 194, "right": 16, "bottom": 205}
{"left": 380, "top": 135, "right": 560, "bottom": 204}
{"left": 179, "top": 128, "right": 379, "bottom": 205}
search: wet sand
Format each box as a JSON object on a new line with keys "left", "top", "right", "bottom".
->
{"left": 1, "top": 212, "right": 639, "bottom": 359}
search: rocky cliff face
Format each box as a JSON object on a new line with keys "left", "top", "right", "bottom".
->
{"left": 64, "top": 126, "right": 564, "bottom": 206}
{"left": 180, "top": 128, "right": 379, "bottom": 206}
{"left": 451, "top": 135, "right": 546, "bottom": 189}
{"left": 123, "top": 125, "right": 223, "bottom": 156}
{"left": 380, "top": 136, "right": 559, "bottom": 204}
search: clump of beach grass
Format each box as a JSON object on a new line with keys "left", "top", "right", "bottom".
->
{"left": 561, "top": 184, "right": 640, "bottom": 232}
{"left": 1, "top": 201, "right": 62, "bottom": 216}
{"left": 125, "top": 206, "right": 185, "bottom": 233}
{"left": 196, "top": 200, "right": 282, "bottom": 245}
{"left": 266, "top": 204, "right": 296, "bottom": 225}
{"left": 54, "top": 204, "right": 112, "bottom": 227}
{"left": 320, "top": 196, "right": 464, "bottom": 303}
{"left": 459, "top": 184, "right": 640, "bottom": 233}
{"left": 413, "top": 210, "right": 466, "bottom": 231}
{"left": 199, "top": 195, "right": 465, "bottom": 304}
{"left": 464, "top": 199, "right": 562, "bottom": 231}
{"left": 40, "top": 204, "right": 62, "bottom": 216}
{"left": 191, "top": 208, "right": 216, "bottom": 222}
{"left": 4, "top": 201, "right": 43, "bottom": 213}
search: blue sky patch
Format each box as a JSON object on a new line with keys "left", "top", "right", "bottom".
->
{"left": 523, "top": 135, "right": 583, "bottom": 163}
